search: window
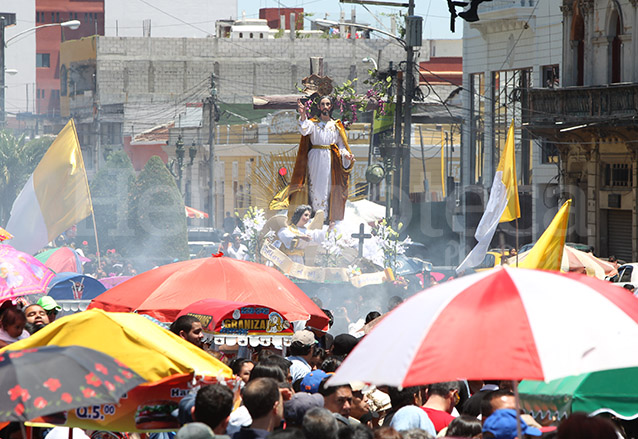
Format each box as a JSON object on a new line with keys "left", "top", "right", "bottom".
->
{"left": 541, "top": 140, "right": 558, "bottom": 164}
{"left": 542, "top": 65, "right": 559, "bottom": 88}
{"left": 620, "top": 266, "right": 633, "bottom": 283}
{"left": 36, "top": 53, "right": 50, "bottom": 68}
{"left": 603, "top": 163, "right": 632, "bottom": 188}
{"left": 239, "top": 33, "right": 243, "bottom": 38}
{"left": 37, "top": 89, "right": 45, "bottom": 99}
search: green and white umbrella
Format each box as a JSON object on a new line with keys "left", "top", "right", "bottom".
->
{"left": 520, "top": 367, "right": 638, "bottom": 420}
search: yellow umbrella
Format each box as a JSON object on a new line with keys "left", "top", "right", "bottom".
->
{"left": 0, "top": 309, "right": 232, "bottom": 382}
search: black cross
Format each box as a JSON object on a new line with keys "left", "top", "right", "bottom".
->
{"left": 351, "top": 223, "right": 372, "bottom": 258}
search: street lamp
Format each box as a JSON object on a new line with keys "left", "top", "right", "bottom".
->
{"left": 1, "top": 19, "right": 81, "bottom": 127}
{"left": 188, "top": 139, "right": 198, "bottom": 165}
{"left": 4, "top": 20, "right": 81, "bottom": 46}
{"left": 362, "top": 57, "right": 378, "bottom": 70}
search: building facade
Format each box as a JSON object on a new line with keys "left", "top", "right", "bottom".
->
{"left": 527, "top": 0, "right": 638, "bottom": 261}
{"left": 460, "top": 0, "right": 564, "bottom": 257}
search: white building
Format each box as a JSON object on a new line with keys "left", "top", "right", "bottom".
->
{"left": 104, "top": 0, "right": 237, "bottom": 37}
{"left": 3, "top": 1, "right": 36, "bottom": 117}
{"left": 459, "top": 0, "right": 563, "bottom": 255}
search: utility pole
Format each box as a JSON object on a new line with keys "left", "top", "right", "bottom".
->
{"left": 401, "top": 0, "right": 422, "bottom": 214}
{"left": 206, "top": 73, "right": 217, "bottom": 229}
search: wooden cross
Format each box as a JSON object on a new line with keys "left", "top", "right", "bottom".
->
{"left": 351, "top": 223, "right": 372, "bottom": 258}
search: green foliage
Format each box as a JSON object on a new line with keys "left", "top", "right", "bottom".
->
{"left": 0, "top": 132, "right": 53, "bottom": 224}
{"left": 128, "top": 156, "right": 188, "bottom": 264}
{"left": 90, "top": 149, "right": 136, "bottom": 255}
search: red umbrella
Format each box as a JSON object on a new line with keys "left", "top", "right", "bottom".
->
{"left": 329, "top": 266, "right": 638, "bottom": 387}
{"left": 88, "top": 256, "right": 328, "bottom": 330}
{"left": 185, "top": 206, "right": 209, "bottom": 219}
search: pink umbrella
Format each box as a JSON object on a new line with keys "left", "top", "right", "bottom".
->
{"left": 98, "top": 275, "right": 132, "bottom": 290}
{"left": 329, "top": 266, "right": 638, "bottom": 387}
{"left": 0, "top": 244, "right": 55, "bottom": 300}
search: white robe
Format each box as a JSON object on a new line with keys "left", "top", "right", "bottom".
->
{"left": 277, "top": 224, "right": 326, "bottom": 264}
{"left": 298, "top": 119, "right": 352, "bottom": 212}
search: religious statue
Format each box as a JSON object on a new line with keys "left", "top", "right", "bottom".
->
{"left": 288, "top": 96, "right": 356, "bottom": 222}
{"left": 277, "top": 205, "right": 331, "bottom": 264}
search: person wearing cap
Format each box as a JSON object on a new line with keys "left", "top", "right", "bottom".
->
{"left": 331, "top": 333, "right": 359, "bottom": 357}
{"left": 349, "top": 382, "right": 372, "bottom": 425}
{"left": 286, "top": 329, "right": 317, "bottom": 382}
{"left": 300, "top": 370, "right": 329, "bottom": 394}
{"left": 284, "top": 392, "right": 324, "bottom": 428}
{"left": 37, "top": 296, "right": 62, "bottom": 323}
{"left": 482, "top": 408, "right": 541, "bottom": 439}
{"left": 176, "top": 423, "right": 215, "bottom": 439}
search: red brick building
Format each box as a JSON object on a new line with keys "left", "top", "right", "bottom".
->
{"left": 35, "top": 0, "right": 104, "bottom": 119}
{"left": 259, "top": 8, "right": 303, "bottom": 30}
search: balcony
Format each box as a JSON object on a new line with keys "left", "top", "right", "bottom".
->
{"left": 478, "top": 0, "right": 535, "bottom": 12}
{"left": 526, "top": 84, "right": 638, "bottom": 140}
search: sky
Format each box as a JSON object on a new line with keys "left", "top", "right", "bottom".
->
{"left": 237, "top": 0, "right": 462, "bottom": 40}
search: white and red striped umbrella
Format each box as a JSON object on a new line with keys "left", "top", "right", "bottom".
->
{"left": 329, "top": 266, "right": 638, "bottom": 387}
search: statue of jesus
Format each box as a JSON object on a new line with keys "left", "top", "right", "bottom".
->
{"left": 288, "top": 96, "right": 355, "bottom": 222}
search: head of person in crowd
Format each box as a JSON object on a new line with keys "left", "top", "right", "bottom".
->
{"left": 192, "top": 384, "right": 234, "bottom": 434}
{"left": 424, "top": 381, "right": 462, "bottom": 414}
{"left": 388, "top": 386, "right": 424, "bottom": 411}
{"left": 480, "top": 389, "right": 515, "bottom": 422}
{"left": 331, "top": 334, "right": 359, "bottom": 357}
{"left": 0, "top": 307, "right": 26, "bottom": 339}
{"left": 373, "top": 427, "right": 402, "bottom": 439}
{"left": 309, "top": 344, "right": 325, "bottom": 369}
{"left": 249, "top": 363, "right": 287, "bottom": 383}
{"left": 175, "top": 422, "right": 215, "bottom": 439}
{"left": 365, "top": 311, "right": 381, "bottom": 324}
{"left": 268, "top": 429, "right": 306, "bottom": 439}
{"left": 319, "top": 379, "right": 353, "bottom": 423}
{"left": 401, "top": 429, "right": 433, "bottom": 439}
{"left": 300, "top": 370, "right": 329, "bottom": 394}
{"left": 24, "top": 304, "right": 49, "bottom": 333}
{"left": 230, "top": 358, "right": 254, "bottom": 384}
{"left": 482, "top": 408, "right": 541, "bottom": 439}
{"left": 555, "top": 412, "right": 618, "bottom": 439}
{"left": 37, "top": 296, "right": 62, "bottom": 323}
{"left": 349, "top": 382, "right": 371, "bottom": 421}
{"left": 445, "top": 415, "right": 482, "bottom": 437}
{"left": 341, "top": 424, "right": 375, "bottom": 439}
{"left": 321, "top": 356, "right": 343, "bottom": 373}
{"left": 169, "top": 315, "right": 204, "bottom": 349}
{"left": 241, "top": 377, "right": 284, "bottom": 432}
{"left": 386, "top": 296, "right": 404, "bottom": 312}
{"left": 289, "top": 329, "right": 316, "bottom": 357}
{"left": 303, "top": 407, "right": 339, "bottom": 439}
{"left": 257, "top": 355, "right": 292, "bottom": 382}
{"left": 284, "top": 392, "right": 324, "bottom": 428}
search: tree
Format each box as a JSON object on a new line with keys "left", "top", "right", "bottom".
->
{"left": 0, "top": 132, "right": 53, "bottom": 224}
{"left": 128, "top": 156, "right": 188, "bottom": 266}
{"left": 90, "top": 149, "right": 136, "bottom": 254}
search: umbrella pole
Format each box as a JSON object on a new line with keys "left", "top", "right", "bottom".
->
{"left": 91, "top": 209, "right": 102, "bottom": 268}
{"left": 512, "top": 380, "right": 523, "bottom": 439}
{"left": 515, "top": 218, "right": 519, "bottom": 267}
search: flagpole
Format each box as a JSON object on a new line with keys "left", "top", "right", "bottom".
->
{"left": 91, "top": 210, "right": 102, "bottom": 268}
{"left": 515, "top": 218, "right": 519, "bottom": 267}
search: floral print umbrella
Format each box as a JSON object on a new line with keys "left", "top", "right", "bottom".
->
{"left": 0, "top": 345, "right": 145, "bottom": 422}
{"left": 0, "top": 244, "right": 54, "bottom": 300}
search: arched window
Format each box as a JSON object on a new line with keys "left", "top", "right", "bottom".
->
{"left": 611, "top": 13, "right": 621, "bottom": 83}
{"left": 239, "top": 32, "right": 243, "bottom": 38}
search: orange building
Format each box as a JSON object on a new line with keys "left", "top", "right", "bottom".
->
{"left": 35, "top": 0, "right": 104, "bottom": 119}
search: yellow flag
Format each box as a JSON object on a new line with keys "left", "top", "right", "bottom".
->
{"left": 519, "top": 199, "right": 572, "bottom": 271}
{"left": 498, "top": 120, "right": 520, "bottom": 222}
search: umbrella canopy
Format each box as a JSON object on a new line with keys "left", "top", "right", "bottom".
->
{"left": 510, "top": 246, "right": 615, "bottom": 279}
{"left": 0, "top": 345, "right": 144, "bottom": 422}
{"left": 519, "top": 367, "right": 638, "bottom": 420}
{"left": 329, "top": 266, "right": 638, "bottom": 387}
{"left": 0, "top": 227, "right": 13, "bottom": 242}
{"left": 1, "top": 309, "right": 232, "bottom": 383}
{"left": 185, "top": 206, "right": 209, "bottom": 219}
{"left": 35, "top": 247, "right": 89, "bottom": 274}
{"left": 98, "top": 275, "right": 132, "bottom": 290}
{"left": 48, "top": 273, "right": 107, "bottom": 300}
{"left": 0, "top": 244, "right": 54, "bottom": 300}
{"left": 88, "top": 257, "right": 329, "bottom": 329}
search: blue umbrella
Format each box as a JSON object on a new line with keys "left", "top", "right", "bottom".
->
{"left": 47, "top": 273, "right": 107, "bottom": 301}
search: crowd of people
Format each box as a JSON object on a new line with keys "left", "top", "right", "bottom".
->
{"left": 162, "top": 307, "right": 630, "bottom": 439}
